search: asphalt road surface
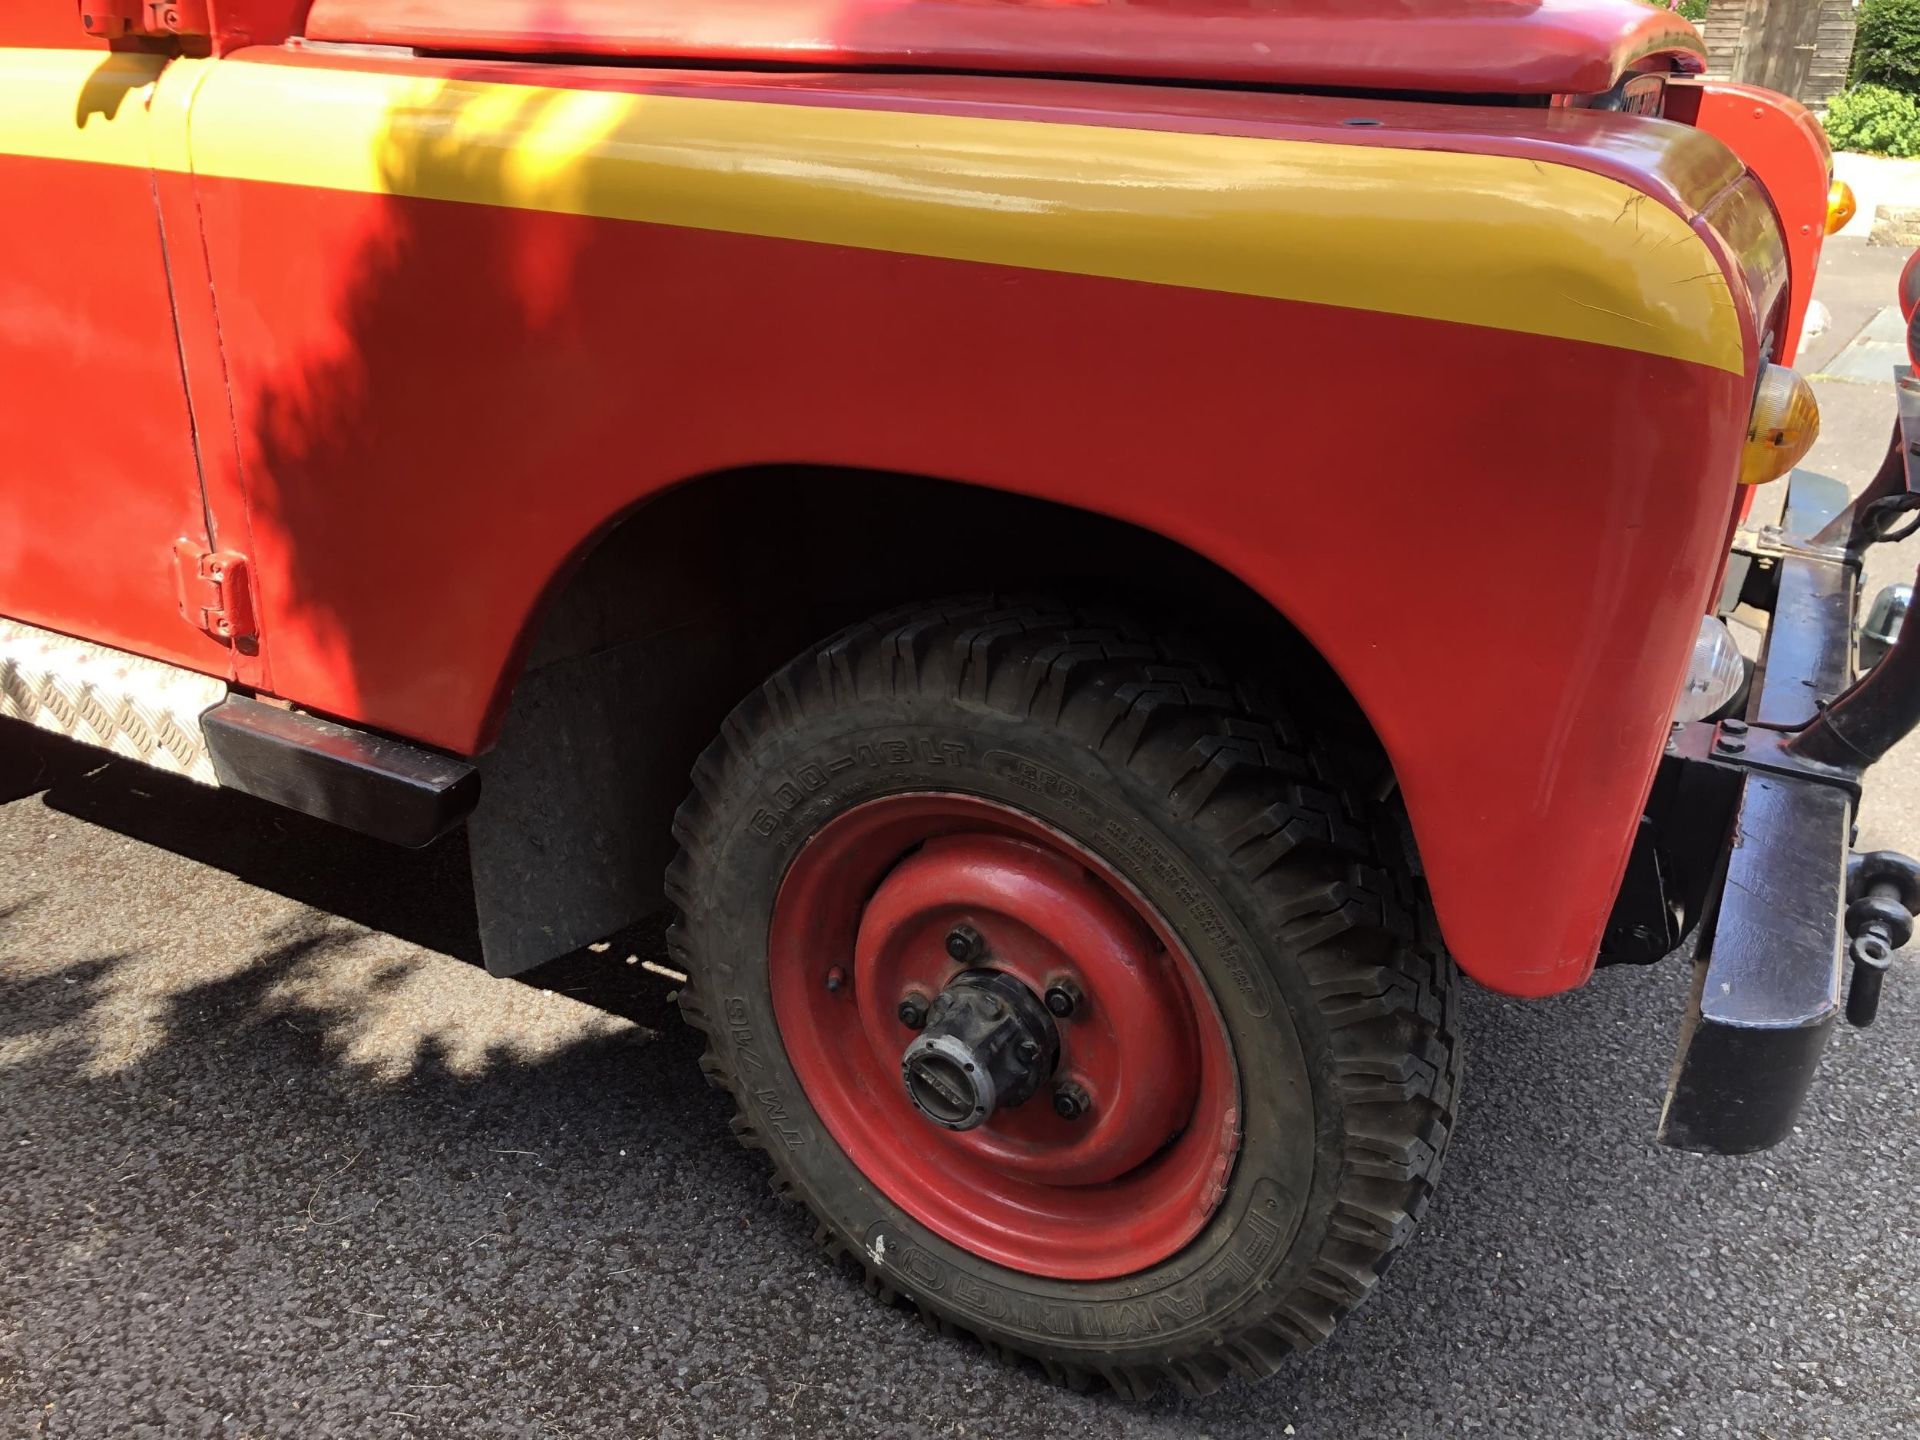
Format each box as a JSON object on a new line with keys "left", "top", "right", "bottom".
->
{"left": 6, "top": 243, "right": 1920, "bottom": 1440}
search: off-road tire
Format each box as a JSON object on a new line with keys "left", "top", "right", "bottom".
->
{"left": 666, "top": 596, "right": 1460, "bottom": 1396}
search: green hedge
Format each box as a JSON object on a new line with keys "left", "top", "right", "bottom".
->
{"left": 1640, "top": 0, "right": 1708, "bottom": 21}
{"left": 1854, "top": 0, "right": 1920, "bottom": 96}
{"left": 1824, "top": 83, "right": 1920, "bottom": 157}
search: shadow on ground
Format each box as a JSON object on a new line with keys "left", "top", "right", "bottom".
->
{"left": 5, "top": 729, "right": 485, "bottom": 964}
{"left": 0, "top": 729, "right": 673, "bottom": 1027}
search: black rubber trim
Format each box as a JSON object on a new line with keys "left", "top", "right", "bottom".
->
{"left": 202, "top": 696, "right": 479, "bottom": 848}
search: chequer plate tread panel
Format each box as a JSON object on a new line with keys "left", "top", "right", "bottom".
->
{"left": 0, "top": 618, "right": 226, "bottom": 785}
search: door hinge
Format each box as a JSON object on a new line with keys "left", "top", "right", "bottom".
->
{"left": 173, "top": 540, "right": 257, "bottom": 643}
{"left": 78, "top": 0, "right": 210, "bottom": 40}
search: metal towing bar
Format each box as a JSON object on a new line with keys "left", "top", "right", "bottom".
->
{"left": 1649, "top": 373, "right": 1920, "bottom": 1155}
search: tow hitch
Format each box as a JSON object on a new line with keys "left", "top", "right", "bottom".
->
{"left": 1843, "top": 851, "right": 1920, "bottom": 1026}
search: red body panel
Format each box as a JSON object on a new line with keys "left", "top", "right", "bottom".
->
{"left": 0, "top": 19, "right": 102, "bottom": 46}
{"left": 306, "top": 0, "right": 1705, "bottom": 96}
{"left": 1668, "top": 78, "right": 1831, "bottom": 366}
{"left": 0, "top": 148, "right": 224, "bottom": 672}
{"left": 0, "top": 3, "right": 309, "bottom": 50}
{"left": 209, "top": 1, "right": 312, "bottom": 51}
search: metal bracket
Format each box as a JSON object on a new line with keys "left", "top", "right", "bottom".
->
{"left": 1668, "top": 718, "right": 1862, "bottom": 802}
{"left": 77, "top": 0, "right": 208, "bottom": 39}
{"left": 1730, "top": 521, "right": 1852, "bottom": 568}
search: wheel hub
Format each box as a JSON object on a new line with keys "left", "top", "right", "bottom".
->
{"left": 901, "top": 969, "right": 1059, "bottom": 1131}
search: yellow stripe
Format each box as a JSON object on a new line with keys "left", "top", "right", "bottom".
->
{"left": 2, "top": 48, "right": 1746, "bottom": 373}
{"left": 0, "top": 50, "right": 166, "bottom": 169}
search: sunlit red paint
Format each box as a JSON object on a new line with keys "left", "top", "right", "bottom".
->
{"left": 0, "top": 144, "right": 223, "bottom": 672}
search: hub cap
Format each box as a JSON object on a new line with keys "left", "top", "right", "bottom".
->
{"left": 768, "top": 793, "right": 1240, "bottom": 1280}
{"left": 901, "top": 969, "right": 1059, "bottom": 1131}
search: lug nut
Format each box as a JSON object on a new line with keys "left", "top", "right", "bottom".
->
{"left": 945, "top": 924, "right": 985, "bottom": 964}
{"left": 1052, "top": 1081, "right": 1091, "bottom": 1121}
{"left": 1043, "top": 979, "right": 1081, "bottom": 1018}
{"left": 897, "top": 992, "right": 930, "bottom": 1030}
{"left": 825, "top": 966, "right": 847, "bottom": 994}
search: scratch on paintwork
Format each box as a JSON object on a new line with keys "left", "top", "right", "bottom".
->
{"left": 1558, "top": 293, "right": 1657, "bottom": 329}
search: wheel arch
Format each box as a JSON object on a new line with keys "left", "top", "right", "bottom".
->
{"left": 466, "top": 462, "right": 1408, "bottom": 978}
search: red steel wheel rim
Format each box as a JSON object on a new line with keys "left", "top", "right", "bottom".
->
{"left": 769, "top": 793, "right": 1240, "bottom": 1280}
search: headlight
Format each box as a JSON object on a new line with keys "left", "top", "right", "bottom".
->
{"left": 1740, "top": 363, "right": 1820, "bottom": 487}
{"left": 1673, "top": 615, "right": 1748, "bottom": 725}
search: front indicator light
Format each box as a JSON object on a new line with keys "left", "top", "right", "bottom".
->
{"left": 1740, "top": 363, "right": 1820, "bottom": 486}
{"left": 1827, "top": 179, "right": 1857, "bottom": 236}
{"left": 1673, "top": 616, "right": 1747, "bottom": 725}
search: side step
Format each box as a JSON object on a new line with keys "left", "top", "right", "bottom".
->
{"left": 0, "top": 616, "right": 225, "bottom": 782}
{"left": 0, "top": 616, "right": 478, "bottom": 848}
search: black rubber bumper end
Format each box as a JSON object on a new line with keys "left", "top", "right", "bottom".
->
{"left": 202, "top": 696, "right": 480, "bottom": 848}
{"left": 1658, "top": 1010, "right": 1836, "bottom": 1155}
{"left": 1657, "top": 773, "right": 1848, "bottom": 1155}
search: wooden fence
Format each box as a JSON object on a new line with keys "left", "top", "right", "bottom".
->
{"left": 1701, "top": 0, "right": 1858, "bottom": 107}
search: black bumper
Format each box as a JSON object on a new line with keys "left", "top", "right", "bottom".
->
{"left": 1656, "top": 764, "right": 1849, "bottom": 1153}
{"left": 1654, "top": 406, "right": 1920, "bottom": 1155}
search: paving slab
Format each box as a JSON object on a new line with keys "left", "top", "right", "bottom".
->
{"left": 1809, "top": 302, "right": 1908, "bottom": 384}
